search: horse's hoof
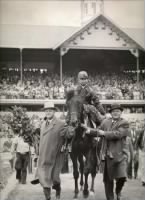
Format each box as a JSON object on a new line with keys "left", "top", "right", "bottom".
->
{"left": 80, "top": 186, "right": 83, "bottom": 191}
{"left": 90, "top": 191, "right": 95, "bottom": 196}
{"left": 56, "top": 195, "right": 60, "bottom": 199}
{"left": 90, "top": 188, "right": 95, "bottom": 193}
{"left": 73, "top": 194, "right": 78, "bottom": 199}
{"left": 83, "top": 190, "right": 89, "bottom": 198}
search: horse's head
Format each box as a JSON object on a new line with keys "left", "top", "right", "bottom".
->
{"left": 67, "top": 92, "right": 84, "bottom": 128}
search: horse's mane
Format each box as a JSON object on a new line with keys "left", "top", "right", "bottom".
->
{"left": 66, "top": 88, "right": 75, "bottom": 102}
{"left": 66, "top": 88, "right": 83, "bottom": 106}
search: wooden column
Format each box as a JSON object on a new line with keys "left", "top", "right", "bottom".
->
{"left": 20, "top": 48, "right": 23, "bottom": 83}
{"left": 60, "top": 49, "right": 63, "bottom": 85}
{"left": 136, "top": 52, "right": 140, "bottom": 84}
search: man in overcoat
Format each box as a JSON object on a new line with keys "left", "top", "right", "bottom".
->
{"left": 35, "top": 102, "right": 72, "bottom": 200}
{"left": 99, "top": 104, "right": 131, "bottom": 200}
{"left": 83, "top": 103, "right": 131, "bottom": 200}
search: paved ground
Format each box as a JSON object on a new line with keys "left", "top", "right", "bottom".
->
{"left": 2, "top": 170, "right": 145, "bottom": 200}
{"left": 0, "top": 152, "right": 13, "bottom": 191}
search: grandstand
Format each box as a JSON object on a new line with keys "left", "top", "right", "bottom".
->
{"left": 0, "top": 14, "right": 145, "bottom": 123}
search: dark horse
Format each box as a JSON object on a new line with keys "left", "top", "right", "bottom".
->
{"left": 66, "top": 92, "right": 102, "bottom": 199}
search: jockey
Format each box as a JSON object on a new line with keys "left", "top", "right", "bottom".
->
{"left": 66, "top": 71, "right": 105, "bottom": 126}
{"left": 77, "top": 71, "right": 105, "bottom": 113}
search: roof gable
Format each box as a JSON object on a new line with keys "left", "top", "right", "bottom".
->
{"left": 54, "top": 14, "right": 144, "bottom": 51}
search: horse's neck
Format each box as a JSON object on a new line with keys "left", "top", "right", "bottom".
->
{"left": 74, "top": 127, "right": 84, "bottom": 139}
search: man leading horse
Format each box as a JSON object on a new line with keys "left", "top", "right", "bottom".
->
{"left": 83, "top": 103, "right": 131, "bottom": 200}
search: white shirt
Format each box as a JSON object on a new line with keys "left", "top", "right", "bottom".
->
{"left": 12, "top": 135, "right": 30, "bottom": 154}
{"left": 45, "top": 118, "right": 53, "bottom": 126}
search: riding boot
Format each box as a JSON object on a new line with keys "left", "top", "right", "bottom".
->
{"left": 43, "top": 187, "right": 51, "bottom": 200}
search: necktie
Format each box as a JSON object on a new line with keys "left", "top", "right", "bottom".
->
{"left": 132, "top": 130, "right": 135, "bottom": 143}
{"left": 112, "top": 120, "right": 116, "bottom": 126}
{"left": 46, "top": 120, "right": 50, "bottom": 126}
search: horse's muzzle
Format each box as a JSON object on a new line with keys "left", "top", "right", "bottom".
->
{"left": 71, "top": 120, "right": 78, "bottom": 127}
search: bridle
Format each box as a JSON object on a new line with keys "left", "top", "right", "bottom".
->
{"left": 70, "top": 111, "right": 81, "bottom": 128}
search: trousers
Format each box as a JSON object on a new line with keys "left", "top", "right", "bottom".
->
{"left": 15, "top": 152, "right": 29, "bottom": 184}
{"left": 104, "top": 160, "right": 126, "bottom": 200}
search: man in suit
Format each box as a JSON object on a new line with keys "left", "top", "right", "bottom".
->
{"left": 84, "top": 103, "right": 131, "bottom": 200}
{"left": 128, "top": 121, "right": 140, "bottom": 179}
{"left": 33, "top": 102, "right": 71, "bottom": 200}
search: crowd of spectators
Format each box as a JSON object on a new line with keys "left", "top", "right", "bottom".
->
{"left": 0, "top": 70, "right": 145, "bottom": 100}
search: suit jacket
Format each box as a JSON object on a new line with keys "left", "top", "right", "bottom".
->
{"left": 76, "top": 84, "right": 105, "bottom": 115}
{"left": 137, "top": 129, "right": 145, "bottom": 151}
{"left": 100, "top": 117, "right": 131, "bottom": 180}
{"left": 130, "top": 129, "right": 141, "bottom": 150}
{"left": 37, "top": 117, "right": 67, "bottom": 188}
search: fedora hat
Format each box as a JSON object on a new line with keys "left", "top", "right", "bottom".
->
{"left": 42, "top": 102, "right": 57, "bottom": 111}
{"left": 109, "top": 103, "right": 123, "bottom": 113}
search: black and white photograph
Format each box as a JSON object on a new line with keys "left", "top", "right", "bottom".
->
{"left": 0, "top": 0, "right": 144, "bottom": 200}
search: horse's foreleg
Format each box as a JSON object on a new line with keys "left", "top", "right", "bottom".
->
{"left": 90, "top": 173, "right": 96, "bottom": 193}
{"left": 74, "top": 178, "right": 79, "bottom": 199}
{"left": 83, "top": 172, "right": 89, "bottom": 198}
{"left": 83, "top": 156, "right": 89, "bottom": 198}
{"left": 90, "top": 157, "right": 97, "bottom": 193}
{"left": 90, "top": 145, "right": 98, "bottom": 193}
{"left": 80, "top": 172, "right": 84, "bottom": 191}
{"left": 83, "top": 150, "right": 93, "bottom": 198}
{"left": 70, "top": 153, "right": 79, "bottom": 199}
{"left": 78, "top": 154, "right": 84, "bottom": 191}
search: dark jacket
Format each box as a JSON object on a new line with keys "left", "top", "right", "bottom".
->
{"left": 76, "top": 84, "right": 105, "bottom": 115}
{"left": 130, "top": 129, "right": 141, "bottom": 150}
{"left": 99, "top": 117, "right": 131, "bottom": 180}
{"left": 137, "top": 129, "right": 145, "bottom": 150}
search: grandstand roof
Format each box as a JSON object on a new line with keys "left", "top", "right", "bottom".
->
{"left": 0, "top": 25, "right": 78, "bottom": 49}
{"left": 0, "top": 14, "right": 144, "bottom": 50}
{"left": 54, "top": 14, "right": 144, "bottom": 51}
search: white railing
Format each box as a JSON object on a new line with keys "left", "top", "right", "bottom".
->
{"left": 0, "top": 99, "right": 145, "bottom": 105}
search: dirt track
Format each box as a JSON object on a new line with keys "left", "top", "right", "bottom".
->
{"left": 4, "top": 172, "right": 145, "bottom": 200}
